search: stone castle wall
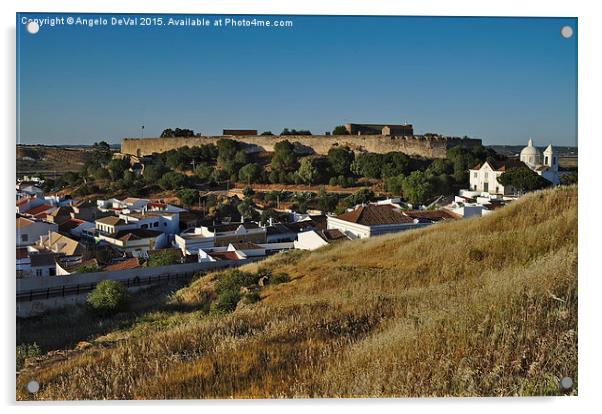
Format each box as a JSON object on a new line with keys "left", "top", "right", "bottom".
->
{"left": 121, "top": 135, "right": 482, "bottom": 159}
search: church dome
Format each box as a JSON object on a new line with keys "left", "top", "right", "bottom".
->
{"left": 520, "top": 138, "right": 542, "bottom": 167}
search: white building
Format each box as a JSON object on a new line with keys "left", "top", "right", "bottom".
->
{"left": 16, "top": 217, "right": 58, "bottom": 246}
{"left": 174, "top": 228, "right": 215, "bottom": 255}
{"left": 327, "top": 204, "right": 429, "bottom": 240}
{"left": 294, "top": 229, "right": 350, "bottom": 251}
{"left": 519, "top": 139, "right": 561, "bottom": 185}
{"left": 469, "top": 138, "right": 560, "bottom": 195}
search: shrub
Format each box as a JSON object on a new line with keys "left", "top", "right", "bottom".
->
{"left": 243, "top": 291, "right": 261, "bottom": 304}
{"left": 269, "top": 272, "right": 290, "bottom": 285}
{"left": 86, "top": 280, "right": 130, "bottom": 316}
{"left": 16, "top": 343, "right": 41, "bottom": 371}
{"left": 468, "top": 248, "right": 486, "bottom": 262}
{"left": 214, "top": 270, "right": 257, "bottom": 295}
{"left": 211, "top": 290, "right": 241, "bottom": 314}
{"left": 148, "top": 250, "right": 181, "bottom": 267}
{"left": 74, "top": 264, "right": 101, "bottom": 274}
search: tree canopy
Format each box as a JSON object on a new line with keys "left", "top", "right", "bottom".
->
{"left": 497, "top": 167, "right": 551, "bottom": 193}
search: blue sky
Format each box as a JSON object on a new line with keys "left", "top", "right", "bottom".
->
{"left": 17, "top": 14, "right": 577, "bottom": 146}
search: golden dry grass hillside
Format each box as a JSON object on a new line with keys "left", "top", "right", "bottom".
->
{"left": 16, "top": 186, "right": 577, "bottom": 400}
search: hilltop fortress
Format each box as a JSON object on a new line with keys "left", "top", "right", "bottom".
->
{"left": 121, "top": 123, "right": 482, "bottom": 159}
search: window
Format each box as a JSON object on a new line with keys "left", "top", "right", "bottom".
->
{"left": 35, "top": 269, "right": 42, "bottom": 277}
{"left": 473, "top": 172, "right": 477, "bottom": 178}
{"left": 21, "top": 234, "right": 28, "bottom": 242}
{"left": 163, "top": 222, "right": 167, "bottom": 226}
{"left": 49, "top": 268, "right": 56, "bottom": 276}
{"left": 154, "top": 222, "right": 159, "bottom": 228}
{"left": 142, "top": 224, "right": 148, "bottom": 229}
{"left": 484, "top": 172, "right": 488, "bottom": 179}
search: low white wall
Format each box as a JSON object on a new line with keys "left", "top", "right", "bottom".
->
{"left": 17, "top": 258, "right": 257, "bottom": 317}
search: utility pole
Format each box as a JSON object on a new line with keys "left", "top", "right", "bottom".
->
{"left": 141, "top": 125, "right": 144, "bottom": 138}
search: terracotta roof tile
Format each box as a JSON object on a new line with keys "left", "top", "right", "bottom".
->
{"left": 104, "top": 257, "right": 140, "bottom": 272}
{"left": 335, "top": 205, "right": 414, "bottom": 226}
{"left": 23, "top": 204, "right": 53, "bottom": 216}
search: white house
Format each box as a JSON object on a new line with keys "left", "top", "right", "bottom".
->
{"left": 95, "top": 215, "right": 138, "bottom": 235}
{"left": 327, "top": 205, "right": 426, "bottom": 240}
{"left": 198, "top": 222, "right": 267, "bottom": 246}
{"left": 16, "top": 217, "right": 58, "bottom": 246}
{"left": 469, "top": 139, "right": 560, "bottom": 195}
{"left": 16, "top": 246, "right": 57, "bottom": 278}
{"left": 174, "top": 228, "right": 215, "bottom": 255}
{"left": 98, "top": 228, "right": 167, "bottom": 257}
{"left": 294, "top": 229, "right": 350, "bottom": 250}
{"left": 227, "top": 242, "right": 266, "bottom": 257}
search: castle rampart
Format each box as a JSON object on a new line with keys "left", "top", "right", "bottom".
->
{"left": 121, "top": 135, "right": 482, "bottom": 159}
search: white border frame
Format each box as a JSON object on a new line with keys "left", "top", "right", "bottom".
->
{"left": 2, "top": 1, "right": 599, "bottom": 412}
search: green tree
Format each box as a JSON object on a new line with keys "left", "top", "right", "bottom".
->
{"left": 271, "top": 140, "right": 299, "bottom": 175}
{"left": 237, "top": 199, "right": 259, "bottom": 221}
{"left": 86, "top": 280, "right": 130, "bottom": 316}
{"left": 317, "top": 188, "right": 338, "bottom": 213}
{"left": 351, "top": 153, "right": 383, "bottom": 178}
{"left": 345, "top": 188, "right": 375, "bottom": 207}
{"left": 381, "top": 152, "right": 411, "bottom": 178}
{"left": 91, "top": 166, "right": 111, "bottom": 181}
{"left": 217, "top": 139, "right": 239, "bottom": 165}
{"left": 148, "top": 250, "right": 181, "bottom": 267}
{"left": 74, "top": 263, "right": 101, "bottom": 273}
{"left": 107, "top": 157, "right": 131, "bottom": 180}
{"left": 401, "top": 170, "right": 433, "bottom": 206}
{"left": 238, "top": 163, "right": 262, "bottom": 184}
{"left": 426, "top": 158, "right": 454, "bottom": 177}
{"left": 143, "top": 163, "right": 168, "bottom": 183}
{"left": 158, "top": 171, "right": 187, "bottom": 190}
{"left": 90, "top": 141, "right": 112, "bottom": 165}
{"left": 177, "top": 188, "right": 199, "bottom": 208}
{"left": 161, "top": 128, "right": 195, "bottom": 137}
{"left": 296, "top": 158, "right": 319, "bottom": 185}
{"left": 332, "top": 125, "right": 349, "bottom": 135}
{"left": 497, "top": 166, "right": 551, "bottom": 193}
{"left": 328, "top": 146, "right": 354, "bottom": 176}
{"left": 194, "top": 163, "right": 214, "bottom": 182}
{"left": 384, "top": 175, "right": 405, "bottom": 196}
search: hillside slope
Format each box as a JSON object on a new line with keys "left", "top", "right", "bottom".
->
{"left": 17, "top": 186, "right": 577, "bottom": 399}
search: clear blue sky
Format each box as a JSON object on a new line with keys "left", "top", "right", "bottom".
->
{"left": 17, "top": 13, "right": 577, "bottom": 146}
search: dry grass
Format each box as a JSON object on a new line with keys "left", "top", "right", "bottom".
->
{"left": 16, "top": 186, "right": 577, "bottom": 400}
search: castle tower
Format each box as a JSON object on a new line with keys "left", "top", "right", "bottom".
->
{"left": 543, "top": 144, "right": 558, "bottom": 171}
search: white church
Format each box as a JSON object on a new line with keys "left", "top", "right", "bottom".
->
{"left": 468, "top": 139, "right": 560, "bottom": 196}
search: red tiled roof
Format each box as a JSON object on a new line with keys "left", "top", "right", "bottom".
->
{"left": 58, "top": 218, "right": 85, "bottom": 233}
{"left": 23, "top": 204, "right": 52, "bottom": 216}
{"left": 209, "top": 251, "right": 240, "bottom": 261}
{"left": 402, "top": 209, "right": 461, "bottom": 221}
{"left": 318, "top": 229, "right": 349, "bottom": 242}
{"left": 104, "top": 257, "right": 140, "bottom": 272}
{"left": 335, "top": 205, "right": 414, "bottom": 226}
{"left": 471, "top": 159, "right": 526, "bottom": 172}
{"left": 229, "top": 242, "right": 262, "bottom": 250}
{"left": 113, "top": 228, "right": 162, "bottom": 241}
{"left": 16, "top": 197, "right": 33, "bottom": 206}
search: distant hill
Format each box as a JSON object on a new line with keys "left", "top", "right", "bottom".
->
{"left": 17, "top": 186, "right": 577, "bottom": 399}
{"left": 487, "top": 145, "right": 578, "bottom": 157}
